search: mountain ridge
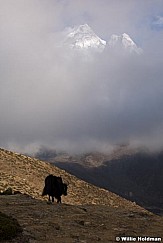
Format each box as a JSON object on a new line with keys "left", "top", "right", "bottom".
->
{"left": 35, "top": 146, "right": 163, "bottom": 214}
{"left": 63, "top": 23, "right": 142, "bottom": 54}
{"left": 64, "top": 24, "right": 106, "bottom": 51}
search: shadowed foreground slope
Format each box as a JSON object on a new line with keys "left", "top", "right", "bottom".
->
{"left": 1, "top": 194, "right": 163, "bottom": 243}
{"left": 0, "top": 148, "right": 163, "bottom": 242}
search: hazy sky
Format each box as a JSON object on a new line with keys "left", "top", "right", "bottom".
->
{"left": 1, "top": 0, "right": 163, "bottom": 154}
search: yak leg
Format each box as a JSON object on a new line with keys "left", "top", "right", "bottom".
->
{"left": 57, "top": 196, "right": 61, "bottom": 203}
{"left": 52, "top": 197, "right": 54, "bottom": 203}
{"left": 48, "top": 195, "right": 51, "bottom": 202}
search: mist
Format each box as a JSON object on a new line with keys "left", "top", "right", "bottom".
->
{"left": 0, "top": 1, "right": 163, "bottom": 154}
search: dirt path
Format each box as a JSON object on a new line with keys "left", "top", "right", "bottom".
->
{"left": 1, "top": 194, "right": 163, "bottom": 243}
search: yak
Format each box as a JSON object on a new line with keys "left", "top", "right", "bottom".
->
{"left": 42, "top": 174, "right": 68, "bottom": 203}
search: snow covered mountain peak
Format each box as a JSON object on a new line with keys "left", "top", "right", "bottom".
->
{"left": 122, "top": 33, "right": 138, "bottom": 49}
{"left": 64, "top": 24, "right": 106, "bottom": 51}
{"left": 108, "top": 33, "right": 143, "bottom": 54}
{"left": 67, "top": 24, "right": 93, "bottom": 37}
{"left": 63, "top": 24, "right": 143, "bottom": 55}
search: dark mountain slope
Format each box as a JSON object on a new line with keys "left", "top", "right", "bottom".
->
{"left": 37, "top": 147, "right": 163, "bottom": 214}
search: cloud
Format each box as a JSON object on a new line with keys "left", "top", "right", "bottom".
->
{"left": 0, "top": 1, "right": 163, "bottom": 154}
{"left": 151, "top": 15, "right": 163, "bottom": 30}
{"left": 155, "top": 16, "right": 163, "bottom": 25}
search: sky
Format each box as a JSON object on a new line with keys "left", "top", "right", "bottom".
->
{"left": 0, "top": 0, "right": 163, "bottom": 154}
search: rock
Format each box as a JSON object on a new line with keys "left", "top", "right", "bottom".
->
{"left": 0, "top": 187, "right": 13, "bottom": 195}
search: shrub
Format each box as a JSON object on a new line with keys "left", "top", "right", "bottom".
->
{"left": 0, "top": 212, "right": 23, "bottom": 240}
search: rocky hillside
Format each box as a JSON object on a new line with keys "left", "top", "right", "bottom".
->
{"left": 0, "top": 147, "right": 139, "bottom": 207}
{"left": 1, "top": 148, "right": 163, "bottom": 242}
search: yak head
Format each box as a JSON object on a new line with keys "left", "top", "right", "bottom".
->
{"left": 62, "top": 183, "right": 68, "bottom": 196}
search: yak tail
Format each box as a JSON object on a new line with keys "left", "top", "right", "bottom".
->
{"left": 42, "top": 187, "right": 47, "bottom": 196}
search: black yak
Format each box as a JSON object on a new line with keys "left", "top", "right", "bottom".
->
{"left": 42, "top": 174, "right": 68, "bottom": 203}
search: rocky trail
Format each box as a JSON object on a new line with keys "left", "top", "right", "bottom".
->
{"left": 1, "top": 194, "right": 163, "bottom": 243}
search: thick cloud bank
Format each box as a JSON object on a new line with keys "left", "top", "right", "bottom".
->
{"left": 0, "top": 1, "right": 163, "bottom": 153}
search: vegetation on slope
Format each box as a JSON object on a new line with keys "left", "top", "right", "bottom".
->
{"left": 0, "top": 211, "right": 22, "bottom": 241}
